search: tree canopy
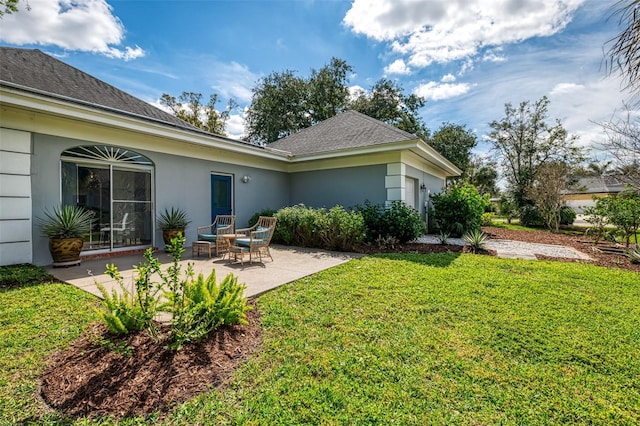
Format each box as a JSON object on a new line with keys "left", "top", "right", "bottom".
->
{"left": 160, "top": 92, "right": 234, "bottom": 136}
{"left": 487, "top": 96, "right": 584, "bottom": 208}
{"left": 428, "top": 122, "right": 477, "bottom": 176}
{"left": 0, "top": 0, "right": 19, "bottom": 17}
{"left": 245, "top": 58, "right": 429, "bottom": 144}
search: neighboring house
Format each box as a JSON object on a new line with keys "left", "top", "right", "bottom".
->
{"left": 563, "top": 176, "right": 628, "bottom": 213}
{"left": 0, "top": 47, "right": 460, "bottom": 266}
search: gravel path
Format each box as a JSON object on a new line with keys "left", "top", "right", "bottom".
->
{"left": 415, "top": 235, "right": 593, "bottom": 261}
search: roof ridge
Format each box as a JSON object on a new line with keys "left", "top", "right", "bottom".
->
{"left": 343, "top": 109, "right": 420, "bottom": 141}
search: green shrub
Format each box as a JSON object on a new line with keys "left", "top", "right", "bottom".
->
{"left": 431, "top": 183, "right": 486, "bottom": 236}
{"left": 248, "top": 208, "right": 278, "bottom": 227}
{"left": 272, "top": 204, "right": 323, "bottom": 247}
{"left": 96, "top": 248, "right": 163, "bottom": 335}
{"left": 167, "top": 270, "right": 251, "bottom": 349}
{"left": 519, "top": 204, "right": 545, "bottom": 227}
{"left": 559, "top": 206, "right": 577, "bottom": 225}
{"left": 481, "top": 212, "right": 495, "bottom": 226}
{"left": 356, "top": 200, "right": 425, "bottom": 243}
{"left": 318, "top": 206, "right": 365, "bottom": 251}
{"left": 273, "top": 204, "right": 365, "bottom": 251}
{"left": 382, "top": 201, "right": 426, "bottom": 243}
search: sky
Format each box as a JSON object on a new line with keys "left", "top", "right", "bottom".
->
{"left": 0, "top": 0, "right": 633, "bottom": 158}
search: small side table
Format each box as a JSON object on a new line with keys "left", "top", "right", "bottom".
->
{"left": 192, "top": 241, "right": 213, "bottom": 258}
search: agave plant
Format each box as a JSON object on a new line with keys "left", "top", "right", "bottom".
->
{"left": 625, "top": 247, "right": 640, "bottom": 264}
{"left": 157, "top": 207, "right": 191, "bottom": 230}
{"left": 38, "top": 205, "right": 94, "bottom": 239}
{"left": 463, "top": 228, "right": 489, "bottom": 254}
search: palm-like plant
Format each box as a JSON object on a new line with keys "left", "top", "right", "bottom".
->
{"left": 157, "top": 207, "right": 191, "bottom": 230}
{"left": 39, "top": 205, "right": 93, "bottom": 239}
{"left": 463, "top": 229, "right": 489, "bottom": 254}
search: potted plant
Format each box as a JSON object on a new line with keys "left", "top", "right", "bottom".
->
{"left": 157, "top": 207, "right": 191, "bottom": 249}
{"left": 38, "top": 205, "right": 94, "bottom": 267}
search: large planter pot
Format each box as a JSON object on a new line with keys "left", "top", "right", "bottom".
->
{"left": 49, "top": 237, "right": 84, "bottom": 267}
{"left": 162, "top": 228, "right": 185, "bottom": 250}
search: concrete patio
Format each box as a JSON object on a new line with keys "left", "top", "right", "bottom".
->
{"left": 46, "top": 245, "right": 362, "bottom": 299}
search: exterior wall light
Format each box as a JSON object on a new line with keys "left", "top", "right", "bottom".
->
{"left": 420, "top": 183, "right": 427, "bottom": 192}
{"left": 241, "top": 175, "right": 251, "bottom": 183}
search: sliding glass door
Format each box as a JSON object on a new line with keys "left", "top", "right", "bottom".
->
{"left": 61, "top": 146, "right": 154, "bottom": 252}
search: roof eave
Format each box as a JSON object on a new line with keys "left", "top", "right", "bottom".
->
{"left": 0, "top": 85, "right": 289, "bottom": 161}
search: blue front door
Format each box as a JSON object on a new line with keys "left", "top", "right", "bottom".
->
{"left": 211, "top": 174, "right": 232, "bottom": 222}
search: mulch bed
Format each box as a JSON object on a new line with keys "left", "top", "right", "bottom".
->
{"left": 40, "top": 307, "right": 262, "bottom": 420}
{"left": 38, "top": 229, "right": 637, "bottom": 420}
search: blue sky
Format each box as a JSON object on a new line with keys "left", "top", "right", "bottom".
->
{"left": 0, "top": 0, "right": 631, "bottom": 157}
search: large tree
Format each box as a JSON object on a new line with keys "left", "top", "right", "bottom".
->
{"left": 487, "top": 96, "right": 584, "bottom": 208}
{"left": 245, "top": 59, "right": 429, "bottom": 144}
{"left": 160, "top": 92, "right": 232, "bottom": 136}
{"left": 467, "top": 155, "right": 499, "bottom": 196}
{"left": 428, "top": 122, "right": 477, "bottom": 176}
{"left": 348, "top": 78, "right": 429, "bottom": 141}
{"left": 606, "top": 0, "right": 640, "bottom": 95}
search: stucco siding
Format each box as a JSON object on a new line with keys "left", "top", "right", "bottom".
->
{"left": 289, "top": 165, "right": 387, "bottom": 209}
{"left": 30, "top": 134, "right": 289, "bottom": 265}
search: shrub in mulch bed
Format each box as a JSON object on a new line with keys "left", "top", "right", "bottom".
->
{"left": 40, "top": 306, "right": 261, "bottom": 420}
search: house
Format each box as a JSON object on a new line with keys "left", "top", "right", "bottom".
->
{"left": 0, "top": 47, "right": 460, "bottom": 266}
{"left": 563, "top": 176, "right": 628, "bottom": 213}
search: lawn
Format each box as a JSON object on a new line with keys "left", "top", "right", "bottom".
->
{"left": 1, "top": 255, "right": 639, "bottom": 425}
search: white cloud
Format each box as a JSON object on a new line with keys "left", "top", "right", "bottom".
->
{"left": 384, "top": 58, "right": 412, "bottom": 75}
{"left": 348, "top": 84, "right": 367, "bottom": 101}
{"left": 550, "top": 82, "right": 585, "bottom": 95}
{"left": 344, "top": 0, "right": 585, "bottom": 66}
{"left": 210, "top": 61, "right": 259, "bottom": 103}
{"left": 414, "top": 81, "right": 471, "bottom": 101}
{"left": 0, "top": 0, "right": 144, "bottom": 60}
{"left": 225, "top": 113, "right": 246, "bottom": 140}
{"left": 482, "top": 47, "right": 507, "bottom": 62}
{"left": 441, "top": 73, "right": 456, "bottom": 83}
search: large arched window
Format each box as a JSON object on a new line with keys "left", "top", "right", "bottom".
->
{"left": 61, "top": 145, "right": 154, "bottom": 252}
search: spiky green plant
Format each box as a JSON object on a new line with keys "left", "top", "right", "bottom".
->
{"left": 157, "top": 207, "right": 191, "bottom": 230}
{"left": 625, "top": 247, "right": 640, "bottom": 264}
{"left": 463, "top": 228, "right": 489, "bottom": 253}
{"left": 38, "top": 205, "right": 93, "bottom": 238}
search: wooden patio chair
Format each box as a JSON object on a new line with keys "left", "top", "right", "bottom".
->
{"left": 196, "top": 215, "right": 235, "bottom": 256}
{"left": 233, "top": 216, "right": 277, "bottom": 264}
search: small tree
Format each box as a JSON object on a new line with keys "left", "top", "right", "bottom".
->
{"left": 600, "top": 188, "right": 640, "bottom": 247}
{"left": 526, "top": 161, "right": 572, "bottom": 232}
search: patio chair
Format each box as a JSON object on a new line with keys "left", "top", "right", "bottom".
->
{"left": 196, "top": 215, "right": 235, "bottom": 256}
{"left": 232, "top": 216, "right": 277, "bottom": 264}
{"left": 99, "top": 213, "right": 129, "bottom": 245}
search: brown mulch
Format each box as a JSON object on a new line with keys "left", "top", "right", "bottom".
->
{"left": 482, "top": 226, "right": 640, "bottom": 273}
{"left": 40, "top": 307, "right": 262, "bottom": 420}
{"left": 356, "top": 242, "right": 496, "bottom": 256}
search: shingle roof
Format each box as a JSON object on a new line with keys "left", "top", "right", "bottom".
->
{"left": 268, "top": 110, "right": 420, "bottom": 156}
{"left": 0, "top": 47, "right": 195, "bottom": 129}
{"left": 571, "top": 176, "right": 628, "bottom": 194}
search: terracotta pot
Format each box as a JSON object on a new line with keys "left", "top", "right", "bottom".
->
{"left": 162, "top": 228, "right": 185, "bottom": 250}
{"left": 49, "top": 237, "right": 84, "bottom": 267}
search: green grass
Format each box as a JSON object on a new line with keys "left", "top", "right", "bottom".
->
{"left": 2, "top": 257, "right": 639, "bottom": 425}
{"left": 0, "top": 270, "right": 99, "bottom": 425}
